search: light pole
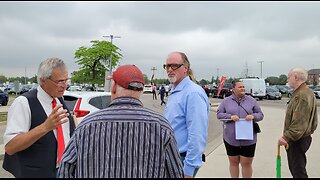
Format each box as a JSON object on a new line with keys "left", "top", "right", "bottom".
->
{"left": 25, "top": 66, "right": 27, "bottom": 84}
{"left": 102, "top": 35, "right": 121, "bottom": 92}
{"left": 151, "top": 67, "right": 157, "bottom": 83}
{"left": 257, "top": 60, "right": 264, "bottom": 79}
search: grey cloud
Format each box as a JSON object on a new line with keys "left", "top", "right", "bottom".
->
{"left": 1, "top": 1, "right": 320, "bottom": 80}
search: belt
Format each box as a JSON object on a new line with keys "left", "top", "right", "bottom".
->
{"left": 180, "top": 152, "right": 206, "bottom": 162}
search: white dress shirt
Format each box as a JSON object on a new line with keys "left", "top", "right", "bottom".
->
{"left": 3, "top": 86, "right": 71, "bottom": 147}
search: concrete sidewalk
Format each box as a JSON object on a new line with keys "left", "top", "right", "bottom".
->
{"left": 196, "top": 106, "right": 320, "bottom": 178}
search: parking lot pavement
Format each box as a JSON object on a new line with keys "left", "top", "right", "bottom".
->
{"left": 0, "top": 94, "right": 319, "bottom": 178}
{"left": 196, "top": 105, "right": 320, "bottom": 178}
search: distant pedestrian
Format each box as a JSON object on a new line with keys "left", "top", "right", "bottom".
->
{"left": 152, "top": 83, "right": 157, "bottom": 100}
{"left": 2, "top": 58, "right": 76, "bottom": 178}
{"left": 277, "top": 67, "right": 318, "bottom": 178}
{"left": 165, "top": 85, "right": 169, "bottom": 97}
{"left": 159, "top": 85, "right": 166, "bottom": 106}
{"left": 203, "top": 85, "right": 210, "bottom": 97}
{"left": 57, "top": 64, "right": 183, "bottom": 178}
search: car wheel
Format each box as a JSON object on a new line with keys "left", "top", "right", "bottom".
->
{"left": 266, "top": 95, "right": 270, "bottom": 100}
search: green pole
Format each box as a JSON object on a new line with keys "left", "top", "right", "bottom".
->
{"left": 276, "top": 145, "right": 281, "bottom": 178}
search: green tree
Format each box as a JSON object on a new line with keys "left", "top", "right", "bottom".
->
{"left": 144, "top": 74, "right": 150, "bottom": 85}
{"left": 0, "top": 75, "right": 7, "bottom": 84}
{"left": 215, "top": 76, "right": 220, "bottom": 85}
{"left": 72, "top": 40, "right": 122, "bottom": 86}
{"left": 29, "top": 74, "right": 38, "bottom": 84}
{"left": 199, "top": 79, "right": 209, "bottom": 86}
{"left": 210, "top": 76, "right": 215, "bottom": 84}
{"left": 278, "top": 74, "right": 287, "bottom": 85}
{"left": 265, "top": 76, "right": 279, "bottom": 85}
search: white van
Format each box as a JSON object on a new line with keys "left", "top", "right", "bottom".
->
{"left": 240, "top": 78, "right": 266, "bottom": 100}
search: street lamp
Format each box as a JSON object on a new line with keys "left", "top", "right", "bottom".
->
{"left": 257, "top": 60, "right": 264, "bottom": 79}
{"left": 151, "top": 67, "right": 157, "bottom": 82}
{"left": 102, "top": 35, "right": 121, "bottom": 92}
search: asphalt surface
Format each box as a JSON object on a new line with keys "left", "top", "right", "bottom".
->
{"left": 0, "top": 94, "right": 319, "bottom": 178}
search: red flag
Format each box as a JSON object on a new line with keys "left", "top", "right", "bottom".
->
{"left": 217, "top": 76, "right": 227, "bottom": 97}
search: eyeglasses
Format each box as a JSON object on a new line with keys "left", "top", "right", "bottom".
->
{"left": 163, "top": 64, "right": 184, "bottom": 70}
{"left": 48, "top": 78, "right": 69, "bottom": 86}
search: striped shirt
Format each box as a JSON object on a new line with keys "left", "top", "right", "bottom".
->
{"left": 57, "top": 97, "right": 183, "bottom": 178}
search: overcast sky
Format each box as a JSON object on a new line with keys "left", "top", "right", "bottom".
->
{"left": 1, "top": 1, "right": 320, "bottom": 81}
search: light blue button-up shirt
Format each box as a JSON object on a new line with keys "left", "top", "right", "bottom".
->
{"left": 164, "top": 76, "right": 210, "bottom": 176}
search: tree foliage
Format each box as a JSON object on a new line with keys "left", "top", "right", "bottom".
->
{"left": 71, "top": 40, "right": 122, "bottom": 86}
{"left": 0, "top": 75, "right": 6, "bottom": 84}
{"left": 278, "top": 74, "right": 287, "bottom": 85}
{"left": 264, "top": 74, "right": 287, "bottom": 85}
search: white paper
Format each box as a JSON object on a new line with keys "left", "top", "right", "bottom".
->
{"left": 235, "top": 119, "right": 253, "bottom": 140}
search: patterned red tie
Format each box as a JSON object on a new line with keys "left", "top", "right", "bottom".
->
{"left": 52, "top": 98, "right": 65, "bottom": 164}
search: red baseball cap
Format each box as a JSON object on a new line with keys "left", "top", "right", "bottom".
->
{"left": 107, "top": 64, "right": 145, "bottom": 91}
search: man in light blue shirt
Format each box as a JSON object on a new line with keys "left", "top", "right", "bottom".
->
{"left": 164, "top": 52, "right": 210, "bottom": 177}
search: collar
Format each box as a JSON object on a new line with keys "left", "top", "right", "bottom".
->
{"left": 171, "top": 76, "right": 190, "bottom": 93}
{"left": 292, "top": 83, "right": 307, "bottom": 97}
{"left": 231, "top": 94, "right": 247, "bottom": 103}
{"left": 37, "top": 85, "right": 55, "bottom": 105}
{"left": 109, "top": 96, "right": 143, "bottom": 107}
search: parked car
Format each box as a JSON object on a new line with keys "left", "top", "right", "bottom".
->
{"left": 63, "top": 91, "right": 112, "bottom": 125}
{"left": 0, "top": 89, "right": 9, "bottom": 106}
{"left": 265, "top": 86, "right": 282, "bottom": 100}
{"left": 207, "top": 84, "right": 217, "bottom": 97}
{"left": 0, "top": 84, "right": 5, "bottom": 91}
{"left": 212, "top": 82, "right": 233, "bottom": 99}
{"left": 143, "top": 84, "right": 153, "bottom": 93}
{"left": 66, "top": 85, "right": 82, "bottom": 92}
{"left": 275, "top": 85, "right": 290, "bottom": 94}
{"left": 240, "top": 78, "right": 266, "bottom": 100}
{"left": 312, "top": 86, "right": 320, "bottom": 99}
{"left": 288, "top": 88, "right": 294, "bottom": 98}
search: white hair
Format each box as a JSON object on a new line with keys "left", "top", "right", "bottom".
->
{"left": 290, "top": 67, "right": 308, "bottom": 82}
{"left": 37, "top": 57, "right": 67, "bottom": 85}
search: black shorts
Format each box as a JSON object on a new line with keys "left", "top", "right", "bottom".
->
{"left": 223, "top": 140, "right": 256, "bottom": 158}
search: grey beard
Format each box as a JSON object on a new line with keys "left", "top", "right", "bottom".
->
{"left": 168, "top": 76, "right": 176, "bottom": 84}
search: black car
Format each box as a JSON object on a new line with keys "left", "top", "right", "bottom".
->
{"left": 212, "top": 83, "right": 233, "bottom": 99}
{"left": 0, "top": 89, "right": 9, "bottom": 106}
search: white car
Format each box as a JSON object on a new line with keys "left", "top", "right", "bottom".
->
{"left": 143, "top": 84, "right": 153, "bottom": 93}
{"left": 63, "top": 91, "right": 112, "bottom": 125}
{"left": 66, "top": 85, "right": 82, "bottom": 91}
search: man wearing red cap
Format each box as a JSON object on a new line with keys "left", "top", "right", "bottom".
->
{"left": 58, "top": 64, "right": 183, "bottom": 178}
